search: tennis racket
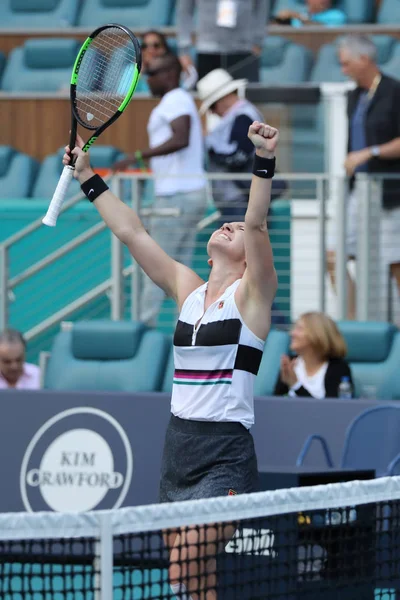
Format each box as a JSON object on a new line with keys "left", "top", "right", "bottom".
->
{"left": 42, "top": 23, "right": 141, "bottom": 227}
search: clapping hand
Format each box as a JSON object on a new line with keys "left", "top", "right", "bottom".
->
{"left": 280, "top": 354, "right": 298, "bottom": 388}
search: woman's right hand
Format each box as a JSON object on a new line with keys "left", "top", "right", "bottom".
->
{"left": 280, "top": 354, "right": 297, "bottom": 388}
{"left": 62, "top": 132, "right": 94, "bottom": 183}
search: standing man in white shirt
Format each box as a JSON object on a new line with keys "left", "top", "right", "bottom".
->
{"left": 113, "top": 54, "right": 207, "bottom": 325}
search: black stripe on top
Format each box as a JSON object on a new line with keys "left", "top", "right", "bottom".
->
{"left": 174, "top": 319, "right": 242, "bottom": 347}
{"left": 234, "top": 344, "right": 263, "bottom": 375}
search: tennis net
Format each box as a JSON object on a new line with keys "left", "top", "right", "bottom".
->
{"left": 1, "top": 476, "right": 400, "bottom": 599}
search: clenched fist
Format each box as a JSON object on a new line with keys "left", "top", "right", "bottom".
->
{"left": 248, "top": 121, "right": 279, "bottom": 158}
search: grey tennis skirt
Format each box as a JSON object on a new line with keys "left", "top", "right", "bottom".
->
{"left": 159, "top": 414, "right": 259, "bottom": 503}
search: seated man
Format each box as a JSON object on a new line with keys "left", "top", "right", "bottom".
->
{"left": 274, "top": 0, "right": 347, "bottom": 27}
{"left": 0, "top": 329, "right": 40, "bottom": 390}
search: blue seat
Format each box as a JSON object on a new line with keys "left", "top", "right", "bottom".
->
{"left": 0, "top": 0, "right": 80, "bottom": 28}
{"left": 32, "top": 146, "right": 124, "bottom": 199}
{"left": 44, "top": 320, "right": 170, "bottom": 392}
{"left": 254, "top": 330, "right": 291, "bottom": 396}
{"left": 273, "top": 0, "right": 373, "bottom": 23}
{"left": 378, "top": 0, "right": 400, "bottom": 24}
{"left": 0, "top": 146, "right": 38, "bottom": 199}
{"left": 1, "top": 39, "right": 81, "bottom": 92}
{"left": 297, "top": 405, "right": 400, "bottom": 477}
{"left": 78, "top": 0, "right": 174, "bottom": 28}
{"left": 381, "top": 42, "right": 400, "bottom": 79}
{"left": 161, "top": 342, "right": 174, "bottom": 393}
{"left": 260, "top": 36, "right": 313, "bottom": 84}
{"left": 0, "top": 51, "right": 6, "bottom": 86}
{"left": 337, "top": 321, "right": 400, "bottom": 399}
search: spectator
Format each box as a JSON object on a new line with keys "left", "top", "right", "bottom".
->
{"left": 327, "top": 35, "right": 400, "bottom": 319}
{"left": 0, "top": 329, "right": 40, "bottom": 390}
{"left": 112, "top": 54, "right": 207, "bottom": 326}
{"left": 141, "top": 31, "right": 171, "bottom": 74}
{"left": 198, "top": 68, "right": 264, "bottom": 225}
{"left": 274, "top": 312, "right": 352, "bottom": 399}
{"left": 177, "top": 0, "right": 269, "bottom": 82}
{"left": 274, "top": 0, "right": 347, "bottom": 27}
{"left": 141, "top": 31, "right": 198, "bottom": 91}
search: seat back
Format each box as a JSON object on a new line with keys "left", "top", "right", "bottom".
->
{"left": 0, "top": 146, "right": 38, "bottom": 199}
{"left": 2, "top": 39, "right": 81, "bottom": 92}
{"left": 254, "top": 330, "right": 290, "bottom": 396}
{"left": 78, "top": 0, "right": 173, "bottom": 27}
{"left": 260, "top": 37, "right": 313, "bottom": 84}
{"left": 337, "top": 321, "right": 399, "bottom": 399}
{"left": 161, "top": 341, "right": 174, "bottom": 393}
{"left": 341, "top": 405, "right": 400, "bottom": 476}
{"left": 0, "top": 0, "right": 79, "bottom": 28}
{"left": 378, "top": 0, "right": 400, "bottom": 24}
{"left": 44, "top": 320, "right": 170, "bottom": 392}
{"left": 32, "top": 146, "right": 123, "bottom": 199}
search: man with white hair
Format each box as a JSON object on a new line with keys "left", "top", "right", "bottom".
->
{"left": 327, "top": 34, "right": 400, "bottom": 318}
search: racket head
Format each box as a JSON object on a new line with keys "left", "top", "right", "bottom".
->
{"left": 70, "top": 24, "right": 141, "bottom": 141}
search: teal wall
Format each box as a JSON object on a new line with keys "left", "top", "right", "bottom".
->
{"left": 0, "top": 200, "right": 291, "bottom": 363}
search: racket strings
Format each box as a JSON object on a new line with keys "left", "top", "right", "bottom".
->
{"left": 75, "top": 27, "right": 138, "bottom": 128}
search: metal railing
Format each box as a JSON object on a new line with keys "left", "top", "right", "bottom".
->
{"left": 0, "top": 171, "right": 397, "bottom": 359}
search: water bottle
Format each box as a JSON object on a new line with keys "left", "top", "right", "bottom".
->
{"left": 338, "top": 376, "right": 352, "bottom": 399}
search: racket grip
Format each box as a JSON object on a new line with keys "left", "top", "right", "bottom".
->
{"left": 42, "top": 165, "right": 75, "bottom": 227}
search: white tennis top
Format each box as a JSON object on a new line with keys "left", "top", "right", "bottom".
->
{"left": 171, "top": 279, "right": 265, "bottom": 429}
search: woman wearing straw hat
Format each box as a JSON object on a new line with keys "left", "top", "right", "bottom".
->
{"left": 198, "top": 68, "right": 264, "bottom": 228}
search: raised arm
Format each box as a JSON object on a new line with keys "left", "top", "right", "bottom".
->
{"left": 63, "top": 136, "right": 203, "bottom": 307}
{"left": 236, "top": 122, "right": 278, "bottom": 339}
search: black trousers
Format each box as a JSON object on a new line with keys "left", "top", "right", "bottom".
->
{"left": 197, "top": 52, "right": 260, "bottom": 82}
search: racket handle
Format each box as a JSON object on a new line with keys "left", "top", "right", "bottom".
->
{"left": 42, "top": 165, "right": 75, "bottom": 227}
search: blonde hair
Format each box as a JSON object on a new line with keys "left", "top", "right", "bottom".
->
{"left": 299, "top": 312, "right": 347, "bottom": 359}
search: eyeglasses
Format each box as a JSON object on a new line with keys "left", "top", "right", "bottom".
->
{"left": 142, "top": 42, "right": 162, "bottom": 51}
{"left": 146, "top": 66, "right": 168, "bottom": 77}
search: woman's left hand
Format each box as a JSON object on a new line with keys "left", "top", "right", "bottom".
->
{"left": 248, "top": 121, "right": 279, "bottom": 157}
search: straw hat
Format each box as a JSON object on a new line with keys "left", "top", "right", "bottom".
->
{"left": 197, "top": 69, "right": 247, "bottom": 115}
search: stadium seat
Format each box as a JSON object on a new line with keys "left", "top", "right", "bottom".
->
{"left": 272, "top": 0, "right": 374, "bottom": 23}
{"left": 297, "top": 405, "right": 400, "bottom": 476}
{"left": 161, "top": 342, "right": 174, "bottom": 393}
{"left": 32, "top": 146, "right": 124, "bottom": 199}
{"left": 377, "top": 0, "right": 400, "bottom": 24}
{"left": 0, "top": 0, "right": 80, "bottom": 28}
{"left": 381, "top": 42, "right": 400, "bottom": 79}
{"left": 44, "top": 320, "right": 170, "bottom": 392}
{"left": 0, "top": 146, "right": 38, "bottom": 199}
{"left": 78, "top": 0, "right": 174, "bottom": 28}
{"left": 260, "top": 37, "right": 313, "bottom": 84}
{"left": 337, "top": 321, "right": 400, "bottom": 400}
{"left": 254, "top": 330, "right": 291, "bottom": 397}
{"left": 1, "top": 39, "right": 81, "bottom": 92}
{"left": 311, "top": 43, "right": 347, "bottom": 83}
{"left": 0, "top": 51, "right": 6, "bottom": 86}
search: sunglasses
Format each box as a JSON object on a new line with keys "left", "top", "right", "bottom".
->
{"left": 142, "top": 42, "right": 162, "bottom": 50}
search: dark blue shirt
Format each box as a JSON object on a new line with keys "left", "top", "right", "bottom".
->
{"left": 350, "top": 91, "right": 369, "bottom": 173}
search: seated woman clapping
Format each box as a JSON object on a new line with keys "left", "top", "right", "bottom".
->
{"left": 274, "top": 312, "right": 353, "bottom": 399}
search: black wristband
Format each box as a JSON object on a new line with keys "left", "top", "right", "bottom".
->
{"left": 81, "top": 174, "right": 109, "bottom": 202}
{"left": 252, "top": 155, "right": 276, "bottom": 179}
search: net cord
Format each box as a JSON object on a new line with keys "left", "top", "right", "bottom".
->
{"left": 1, "top": 475, "right": 400, "bottom": 541}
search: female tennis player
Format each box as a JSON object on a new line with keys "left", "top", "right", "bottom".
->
{"left": 63, "top": 120, "right": 278, "bottom": 600}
